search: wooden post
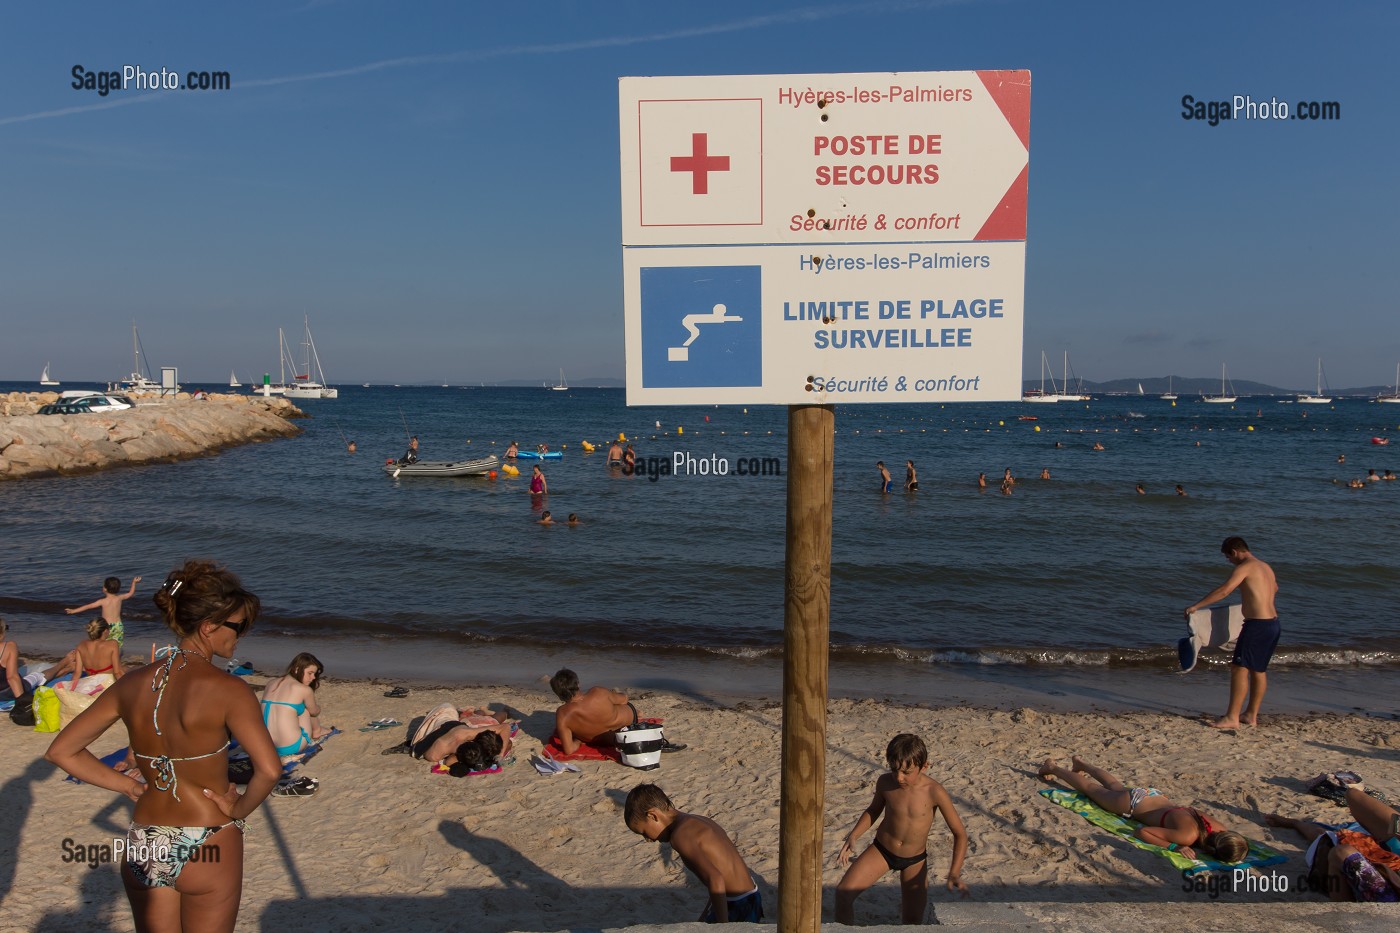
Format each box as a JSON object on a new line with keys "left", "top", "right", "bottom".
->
{"left": 778, "top": 403, "right": 835, "bottom": 933}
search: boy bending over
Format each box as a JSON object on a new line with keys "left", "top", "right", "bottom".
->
{"left": 836, "top": 733, "right": 969, "bottom": 924}
{"left": 624, "top": 783, "right": 763, "bottom": 923}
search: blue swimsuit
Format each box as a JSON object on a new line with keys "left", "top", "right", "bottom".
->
{"left": 261, "top": 698, "right": 309, "bottom": 756}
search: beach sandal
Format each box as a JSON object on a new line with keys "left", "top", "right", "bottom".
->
{"left": 383, "top": 686, "right": 410, "bottom": 698}
{"left": 271, "top": 776, "right": 319, "bottom": 797}
{"left": 380, "top": 741, "right": 411, "bottom": 755}
{"left": 358, "top": 718, "right": 401, "bottom": 732}
{"left": 659, "top": 738, "right": 688, "bottom": 753}
{"left": 1307, "top": 772, "right": 1360, "bottom": 806}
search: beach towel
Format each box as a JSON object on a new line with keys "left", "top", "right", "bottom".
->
{"left": 541, "top": 718, "right": 663, "bottom": 763}
{"left": 226, "top": 728, "right": 341, "bottom": 784}
{"left": 1038, "top": 788, "right": 1286, "bottom": 876}
{"left": 64, "top": 747, "right": 133, "bottom": 784}
{"left": 1178, "top": 604, "right": 1245, "bottom": 673}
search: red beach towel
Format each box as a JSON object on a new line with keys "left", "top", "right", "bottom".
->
{"left": 542, "top": 718, "right": 663, "bottom": 762}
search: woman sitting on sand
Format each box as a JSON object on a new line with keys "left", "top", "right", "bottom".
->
{"left": 409, "top": 702, "right": 516, "bottom": 775}
{"left": 261, "top": 652, "right": 331, "bottom": 759}
{"left": 1040, "top": 756, "right": 1248, "bottom": 863}
{"left": 46, "top": 559, "right": 281, "bottom": 931}
{"left": 59, "top": 619, "right": 124, "bottom": 688}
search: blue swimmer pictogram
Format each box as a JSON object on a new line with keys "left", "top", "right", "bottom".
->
{"left": 640, "top": 265, "right": 762, "bottom": 389}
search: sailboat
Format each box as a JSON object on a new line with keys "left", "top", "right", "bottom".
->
{"left": 1296, "top": 359, "right": 1332, "bottom": 404}
{"left": 1051, "top": 351, "right": 1091, "bottom": 401}
{"left": 1022, "top": 351, "right": 1060, "bottom": 403}
{"left": 39, "top": 362, "right": 60, "bottom": 386}
{"left": 283, "top": 317, "right": 338, "bottom": 399}
{"left": 228, "top": 370, "right": 242, "bottom": 388}
{"left": 1160, "top": 376, "right": 1177, "bottom": 401}
{"left": 257, "top": 329, "right": 295, "bottom": 395}
{"left": 114, "top": 324, "right": 166, "bottom": 394}
{"left": 550, "top": 369, "right": 568, "bottom": 391}
{"left": 1202, "top": 364, "right": 1237, "bottom": 403}
{"left": 1379, "top": 363, "right": 1400, "bottom": 404}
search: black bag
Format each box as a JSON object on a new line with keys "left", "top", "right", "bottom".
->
{"left": 9, "top": 685, "right": 36, "bottom": 727}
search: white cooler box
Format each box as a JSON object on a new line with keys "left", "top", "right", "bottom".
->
{"left": 615, "top": 724, "right": 665, "bottom": 770}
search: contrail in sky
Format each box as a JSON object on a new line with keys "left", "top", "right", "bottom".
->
{"left": 0, "top": 1, "right": 961, "bottom": 127}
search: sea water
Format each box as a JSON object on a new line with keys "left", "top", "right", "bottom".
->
{"left": 1, "top": 384, "right": 1397, "bottom": 709}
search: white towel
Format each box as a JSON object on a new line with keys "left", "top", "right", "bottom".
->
{"left": 1178, "top": 604, "right": 1244, "bottom": 673}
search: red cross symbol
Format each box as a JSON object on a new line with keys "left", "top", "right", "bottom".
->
{"left": 670, "top": 133, "right": 730, "bottom": 195}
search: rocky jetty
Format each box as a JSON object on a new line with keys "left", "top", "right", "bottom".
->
{"left": 0, "top": 392, "right": 304, "bottom": 480}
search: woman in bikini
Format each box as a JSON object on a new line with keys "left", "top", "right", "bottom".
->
{"left": 260, "top": 652, "right": 330, "bottom": 760}
{"left": 59, "top": 618, "right": 124, "bottom": 688}
{"left": 1040, "top": 756, "right": 1248, "bottom": 863}
{"left": 46, "top": 560, "right": 282, "bottom": 933}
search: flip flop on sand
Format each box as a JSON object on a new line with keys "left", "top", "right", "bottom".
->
{"left": 383, "top": 686, "right": 409, "bottom": 698}
{"left": 271, "top": 776, "right": 319, "bottom": 797}
{"left": 659, "top": 739, "right": 688, "bottom": 753}
{"left": 358, "top": 718, "right": 402, "bottom": 732}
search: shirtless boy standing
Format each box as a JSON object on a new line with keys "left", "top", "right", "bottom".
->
{"left": 624, "top": 783, "right": 763, "bottom": 923}
{"left": 65, "top": 575, "right": 140, "bottom": 649}
{"left": 836, "top": 733, "right": 969, "bottom": 924}
{"left": 549, "top": 668, "right": 684, "bottom": 755}
{"left": 1184, "top": 535, "right": 1279, "bottom": 729}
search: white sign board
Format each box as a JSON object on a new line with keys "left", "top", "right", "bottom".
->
{"left": 620, "top": 70, "right": 1029, "bottom": 406}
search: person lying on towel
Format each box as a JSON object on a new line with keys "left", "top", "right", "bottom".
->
{"left": 409, "top": 703, "right": 515, "bottom": 773}
{"left": 1266, "top": 781, "right": 1400, "bottom": 902}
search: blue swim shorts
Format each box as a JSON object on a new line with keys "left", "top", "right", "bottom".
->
{"left": 1231, "top": 618, "right": 1281, "bottom": 672}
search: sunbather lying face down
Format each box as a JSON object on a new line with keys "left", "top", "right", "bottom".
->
{"left": 1040, "top": 756, "right": 1248, "bottom": 864}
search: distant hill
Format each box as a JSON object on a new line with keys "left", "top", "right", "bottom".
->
{"left": 1025, "top": 376, "right": 1394, "bottom": 397}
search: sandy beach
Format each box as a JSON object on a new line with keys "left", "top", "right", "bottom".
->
{"left": 3, "top": 669, "right": 1398, "bottom": 931}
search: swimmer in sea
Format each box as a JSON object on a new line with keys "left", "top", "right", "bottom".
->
{"left": 1092, "top": 441, "right": 1105, "bottom": 451}
{"left": 1135, "top": 483, "right": 1146, "bottom": 495}
{"left": 1175, "top": 485, "right": 1187, "bottom": 496}
{"left": 1002, "top": 467, "right": 1015, "bottom": 487}
{"left": 538, "top": 510, "right": 554, "bottom": 525}
{"left": 977, "top": 472, "right": 986, "bottom": 490}
{"left": 1039, "top": 468, "right": 1050, "bottom": 480}
{"left": 1337, "top": 454, "right": 1346, "bottom": 464}
{"left": 346, "top": 440, "right": 356, "bottom": 453}
{"left": 606, "top": 440, "right": 623, "bottom": 465}
{"left": 877, "top": 462, "right": 892, "bottom": 494}
{"left": 905, "top": 461, "right": 918, "bottom": 492}
{"left": 505, "top": 441, "right": 519, "bottom": 458}
{"left": 566, "top": 513, "right": 582, "bottom": 526}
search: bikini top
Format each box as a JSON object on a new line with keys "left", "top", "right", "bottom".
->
{"left": 85, "top": 664, "right": 114, "bottom": 676}
{"left": 1159, "top": 806, "right": 1213, "bottom": 839}
{"left": 132, "top": 649, "right": 230, "bottom": 801}
{"left": 262, "top": 698, "right": 307, "bottom": 716}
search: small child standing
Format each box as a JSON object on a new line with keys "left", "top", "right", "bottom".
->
{"left": 624, "top": 783, "right": 764, "bottom": 923}
{"left": 835, "top": 733, "right": 969, "bottom": 924}
{"left": 65, "top": 575, "right": 140, "bottom": 649}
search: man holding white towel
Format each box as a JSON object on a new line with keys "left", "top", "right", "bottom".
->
{"left": 1184, "top": 536, "right": 1280, "bottom": 729}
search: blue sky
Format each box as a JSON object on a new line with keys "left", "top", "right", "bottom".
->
{"left": 1, "top": 1, "right": 1395, "bottom": 388}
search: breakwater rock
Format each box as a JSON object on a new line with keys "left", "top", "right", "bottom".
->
{"left": 0, "top": 393, "right": 304, "bottom": 480}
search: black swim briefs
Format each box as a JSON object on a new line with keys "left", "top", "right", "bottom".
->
{"left": 873, "top": 838, "right": 928, "bottom": 872}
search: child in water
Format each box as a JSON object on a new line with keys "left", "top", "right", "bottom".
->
{"left": 836, "top": 734, "right": 969, "bottom": 923}
{"left": 65, "top": 575, "right": 141, "bottom": 649}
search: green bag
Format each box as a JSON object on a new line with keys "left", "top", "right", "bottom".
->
{"left": 32, "top": 685, "right": 61, "bottom": 733}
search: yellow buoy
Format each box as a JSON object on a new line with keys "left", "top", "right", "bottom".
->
{"left": 998, "top": 420, "right": 1004, "bottom": 426}
{"left": 678, "top": 426, "right": 683, "bottom": 435}
{"left": 1034, "top": 425, "right": 1040, "bottom": 432}
{"left": 1247, "top": 425, "right": 1254, "bottom": 431}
